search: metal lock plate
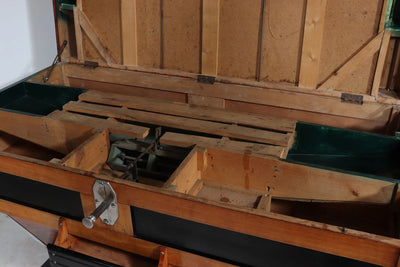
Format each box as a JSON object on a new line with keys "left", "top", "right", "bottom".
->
{"left": 93, "top": 180, "right": 119, "bottom": 226}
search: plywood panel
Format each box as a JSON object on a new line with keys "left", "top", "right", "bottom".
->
{"left": 163, "top": 0, "right": 201, "bottom": 73}
{"left": 82, "top": 0, "right": 122, "bottom": 64}
{"left": 261, "top": 0, "right": 306, "bottom": 84}
{"left": 218, "top": 0, "right": 262, "bottom": 79}
{"left": 136, "top": 0, "right": 161, "bottom": 68}
{"left": 318, "top": 0, "right": 383, "bottom": 93}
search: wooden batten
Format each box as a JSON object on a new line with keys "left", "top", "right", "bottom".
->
{"left": 121, "top": 0, "right": 138, "bottom": 66}
{"left": 201, "top": 0, "right": 220, "bottom": 76}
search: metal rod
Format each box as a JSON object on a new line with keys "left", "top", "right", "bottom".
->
{"left": 257, "top": 0, "right": 267, "bottom": 82}
{"left": 43, "top": 40, "right": 68, "bottom": 82}
{"left": 82, "top": 193, "right": 114, "bottom": 229}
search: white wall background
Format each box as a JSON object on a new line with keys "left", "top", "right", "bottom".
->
{"left": 0, "top": 0, "right": 57, "bottom": 88}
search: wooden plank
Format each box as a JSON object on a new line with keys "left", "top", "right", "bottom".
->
{"left": 73, "top": 6, "right": 84, "bottom": 60}
{"left": 0, "top": 199, "right": 234, "bottom": 267}
{"left": 79, "top": 90, "right": 296, "bottom": 132}
{"left": 78, "top": 9, "right": 117, "bottom": 64}
{"left": 299, "top": 0, "right": 327, "bottom": 89}
{"left": 257, "top": 194, "right": 272, "bottom": 212}
{"left": 163, "top": 149, "right": 202, "bottom": 193}
{"left": 0, "top": 111, "right": 94, "bottom": 155}
{"left": 64, "top": 64, "right": 394, "bottom": 121}
{"left": 0, "top": 153, "right": 399, "bottom": 266}
{"left": 202, "top": 148, "right": 396, "bottom": 204}
{"left": 62, "top": 130, "right": 109, "bottom": 172}
{"left": 379, "top": 0, "right": 388, "bottom": 32}
{"left": 121, "top": 0, "right": 137, "bottom": 66}
{"left": 319, "top": 32, "right": 384, "bottom": 90}
{"left": 188, "top": 94, "right": 225, "bottom": 109}
{"left": 47, "top": 110, "right": 149, "bottom": 139}
{"left": 160, "top": 132, "right": 286, "bottom": 158}
{"left": 63, "top": 101, "right": 292, "bottom": 146}
{"left": 372, "top": 30, "right": 392, "bottom": 97}
{"left": 201, "top": 0, "right": 220, "bottom": 76}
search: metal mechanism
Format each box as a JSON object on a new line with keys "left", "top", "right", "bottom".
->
{"left": 341, "top": 93, "right": 364, "bottom": 105}
{"left": 82, "top": 180, "right": 118, "bottom": 229}
{"left": 197, "top": 75, "right": 216, "bottom": 84}
{"left": 107, "top": 128, "right": 190, "bottom": 183}
{"left": 42, "top": 40, "right": 68, "bottom": 83}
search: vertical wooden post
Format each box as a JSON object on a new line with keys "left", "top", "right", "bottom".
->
{"left": 121, "top": 0, "right": 138, "bottom": 66}
{"left": 158, "top": 247, "right": 168, "bottom": 267}
{"left": 201, "top": 0, "right": 220, "bottom": 76}
{"left": 371, "top": 30, "right": 391, "bottom": 97}
{"left": 298, "top": 0, "right": 327, "bottom": 89}
{"left": 73, "top": 3, "right": 84, "bottom": 61}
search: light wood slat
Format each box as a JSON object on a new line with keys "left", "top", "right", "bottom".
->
{"left": 371, "top": 30, "right": 392, "bottom": 97}
{"left": 379, "top": 0, "right": 388, "bottom": 32}
{"left": 201, "top": 0, "right": 220, "bottom": 76}
{"left": 79, "top": 90, "right": 296, "bottom": 132}
{"left": 160, "top": 132, "right": 285, "bottom": 158}
{"left": 78, "top": 9, "right": 116, "bottom": 64}
{"left": 299, "top": 0, "right": 327, "bottom": 89}
{"left": 47, "top": 110, "right": 149, "bottom": 138}
{"left": 121, "top": 0, "right": 137, "bottom": 65}
{"left": 63, "top": 101, "right": 292, "bottom": 146}
{"left": 319, "top": 32, "right": 384, "bottom": 90}
{"left": 73, "top": 6, "right": 84, "bottom": 60}
{"left": 64, "top": 64, "right": 394, "bottom": 121}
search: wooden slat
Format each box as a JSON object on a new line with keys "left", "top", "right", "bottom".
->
{"left": 256, "top": 194, "right": 271, "bottom": 212}
{"left": 0, "top": 153, "right": 399, "bottom": 266}
{"left": 79, "top": 90, "right": 296, "bottom": 132}
{"left": 62, "top": 130, "right": 109, "bottom": 172}
{"left": 379, "top": 0, "right": 389, "bottom": 32}
{"left": 63, "top": 101, "right": 292, "bottom": 146}
{"left": 121, "top": 0, "right": 137, "bottom": 66}
{"left": 371, "top": 30, "right": 392, "bottom": 97}
{"left": 201, "top": 0, "right": 220, "bottom": 76}
{"left": 188, "top": 94, "right": 225, "bottom": 109}
{"left": 160, "top": 132, "right": 286, "bottom": 158}
{"left": 78, "top": 9, "right": 116, "bottom": 64}
{"left": 299, "top": 0, "right": 327, "bottom": 89}
{"left": 47, "top": 110, "right": 149, "bottom": 139}
{"left": 0, "top": 111, "right": 93, "bottom": 155}
{"left": 319, "top": 32, "right": 384, "bottom": 90}
{"left": 64, "top": 64, "right": 394, "bottom": 121}
{"left": 73, "top": 6, "right": 84, "bottom": 60}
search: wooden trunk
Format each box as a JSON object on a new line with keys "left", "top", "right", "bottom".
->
{"left": 1, "top": 0, "right": 400, "bottom": 266}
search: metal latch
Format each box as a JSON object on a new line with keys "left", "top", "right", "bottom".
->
{"left": 341, "top": 93, "right": 363, "bottom": 105}
{"left": 82, "top": 180, "right": 119, "bottom": 229}
{"left": 197, "top": 75, "right": 216, "bottom": 84}
{"left": 83, "top": 60, "right": 99, "bottom": 69}
{"left": 42, "top": 40, "right": 68, "bottom": 83}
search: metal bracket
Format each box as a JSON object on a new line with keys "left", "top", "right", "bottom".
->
{"left": 82, "top": 180, "right": 118, "bottom": 229}
{"left": 341, "top": 93, "right": 363, "bottom": 105}
{"left": 83, "top": 60, "right": 99, "bottom": 69}
{"left": 197, "top": 75, "right": 216, "bottom": 84}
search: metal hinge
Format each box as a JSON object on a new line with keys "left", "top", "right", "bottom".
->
{"left": 197, "top": 75, "right": 216, "bottom": 84}
{"left": 84, "top": 60, "right": 99, "bottom": 69}
{"left": 341, "top": 93, "right": 363, "bottom": 105}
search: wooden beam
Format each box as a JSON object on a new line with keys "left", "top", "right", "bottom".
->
{"left": 63, "top": 101, "right": 292, "bottom": 146}
{"left": 319, "top": 32, "right": 384, "bottom": 90}
{"left": 78, "top": 9, "right": 116, "bottom": 64}
{"left": 371, "top": 30, "right": 392, "bottom": 97}
{"left": 160, "top": 132, "right": 286, "bottom": 158}
{"left": 379, "top": 0, "right": 389, "bottom": 32}
{"left": 298, "top": 0, "right": 327, "bottom": 89}
{"left": 121, "top": 0, "right": 138, "bottom": 66}
{"left": 78, "top": 90, "right": 296, "bottom": 132}
{"left": 0, "top": 153, "right": 399, "bottom": 266}
{"left": 47, "top": 110, "right": 149, "bottom": 139}
{"left": 201, "top": 0, "right": 220, "bottom": 76}
{"left": 0, "top": 111, "right": 93, "bottom": 155}
{"left": 64, "top": 64, "right": 394, "bottom": 121}
{"left": 73, "top": 6, "right": 84, "bottom": 60}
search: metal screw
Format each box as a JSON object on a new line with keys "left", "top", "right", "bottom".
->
{"left": 95, "top": 199, "right": 99, "bottom": 203}
{"left": 110, "top": 203, "right": 116, "bottom": 207}
{"left": 161, "top": 252, "right": 165, "bottom": 255}
{"left": 52, "top": 260, "right": 57, "bottom": 265}
{"left": 103, "top": 219, "right": 109, "bottom": 224}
